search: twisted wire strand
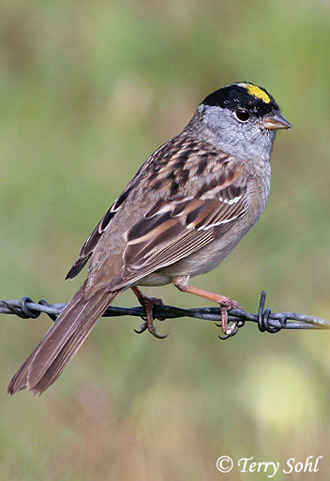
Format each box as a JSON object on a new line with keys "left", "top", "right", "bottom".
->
{"left": 0, "top": 291, "right": 329, "bottom": 335}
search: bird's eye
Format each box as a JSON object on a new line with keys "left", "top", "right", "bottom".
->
{"left": 235, "top": 109, "right": 250, "bottom": 122}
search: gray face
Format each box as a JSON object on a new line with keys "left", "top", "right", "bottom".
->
{"left": 200, "top": 104, "right": 277, "bottom": 162}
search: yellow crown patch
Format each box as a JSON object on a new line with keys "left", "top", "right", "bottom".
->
{"left": 237, "top": 82, "right": 271, "bottom": 104}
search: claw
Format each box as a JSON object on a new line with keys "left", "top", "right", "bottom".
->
{"left": 217, "top": 303, "right": 245, "bottom": 340}
{"left": 134, "top": 321, "right": 168, "bottom": 339}
{"left": 131, "top": 287, "right": 168, "bottom": 339}
{"left": 218, "top": 324, "right": 239, "bottom": 340}
{"left": 171, "top": 281, "right": 245, "bottom": 339}
{"left": 134, "top": 322, "right": 148, "bottom": 334}
{"left": 149, "top": 326, "right": 169, "bottom": 339}
{"left": 134, "top": 320, "right": 168, "bottom": 338}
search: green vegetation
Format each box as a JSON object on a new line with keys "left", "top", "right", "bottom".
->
{"left": 0, "top": 1, "right": 329, "bottom": 479}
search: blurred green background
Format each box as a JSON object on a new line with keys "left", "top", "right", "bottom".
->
{"left": 0, "top": 0, "right": 329, "bottom": 479}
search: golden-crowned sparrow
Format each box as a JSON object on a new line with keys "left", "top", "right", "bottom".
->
{"left": 9, "top": 82, "right": 292, "bottom": 394}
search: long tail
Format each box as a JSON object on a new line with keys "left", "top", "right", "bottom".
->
{"left": 8, "top": 286, "right": 120, "bottom": 395}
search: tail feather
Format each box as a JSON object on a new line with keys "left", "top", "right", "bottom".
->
{"left": 8, "top": 288, "right": 119, "bottom": 395}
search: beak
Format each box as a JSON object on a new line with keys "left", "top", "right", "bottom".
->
{"left": 261, "top": 110, "right": 292, "bottom": 130}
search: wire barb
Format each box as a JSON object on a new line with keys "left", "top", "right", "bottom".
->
{"left": 0, "top": 291, "right": 329, "bottom": 335}
{"left": 257, "top": 290, "right": 282, "bottom": 333}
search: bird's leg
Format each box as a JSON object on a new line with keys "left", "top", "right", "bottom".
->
{"left": 131, "top": 286, "right": 167, "bottom": 339}
{"left": 173, "top": 277, "right": 244, "bottom": 339}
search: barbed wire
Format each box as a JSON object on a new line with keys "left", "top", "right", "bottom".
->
{"left": 0, "top": 291, "right": 329, "bottom": 337}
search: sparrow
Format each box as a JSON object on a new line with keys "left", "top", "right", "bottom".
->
{"left": 8, "top": 82, "right": 292, "bottom": 395}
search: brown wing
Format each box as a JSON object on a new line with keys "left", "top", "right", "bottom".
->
{"left": 109, "top": 164, "right": 248, "bottom": 289}
{"left": 65, "top": 188, "right": 131, "bottom": 279}
{"left": 65, "top": 134, "right": 182, "bottom": 280}
{"left": 66, "top": 133, "right": 248, "bottom": 288}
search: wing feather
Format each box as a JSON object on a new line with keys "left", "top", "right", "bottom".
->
{"left": 110, "top": 169, "right": 248, "bottom": 290}
{"left": 65, "top": 188, "right": 131, "bottom": 279}
{"left": 65, "top": 135, "right": 248, "bottom": 291}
